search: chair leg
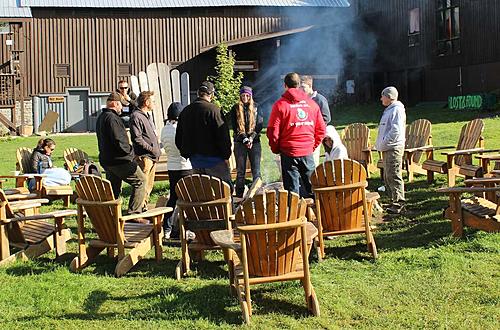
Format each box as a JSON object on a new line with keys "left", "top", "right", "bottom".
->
{"left": 367, "top": 230, "right": 378, "bottom": 259}
{"left": 237, "top": 284, "right": 251, "bottom": 324}
{"left": 447, "top": 169, "right": 457, "bottom": 187}
{"left": 107, "top": 248, "right": 115, "bottom": 258}
{"left": 70, "top": 246, "right": 104, "bottom": 272}
{"left": 54, "top": 228, "right": 71, "bottom": 257}
{"left": 62, "top": 195, "right": 70, "bottom": 207}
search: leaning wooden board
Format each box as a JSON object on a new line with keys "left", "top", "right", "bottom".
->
{"left": 138, "top": 71, "right": 149, "bottom": 92}
{"left": 146, "top": 63, "right": 164, "bottom": 131}
{"left": 157, "top": 63, "right": 172, "bottom": 120}
{"left": 130, "top": 75, "right": 140, "bottom": 97}
{"left": 180, "top": 72, "right": 190, "bottom": 107}
{"left": 171, "top": 69, "right": 181, "bottom": 103}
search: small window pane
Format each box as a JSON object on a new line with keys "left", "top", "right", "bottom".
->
{"left": 452, "top": 7, "right": 460, "bottom": 37}
{"left": 409, "top": 8, "right": 420, "bottom": 34}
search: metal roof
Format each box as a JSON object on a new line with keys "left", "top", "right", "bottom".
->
{"left": 0, "top": 0, "right": 32, "bottom": 18}
{"left": 21, "top": 0, "right": 350, "bottom": 8}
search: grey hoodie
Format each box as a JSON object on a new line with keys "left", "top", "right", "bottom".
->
{"left": 375, "top": 101, "right": 406, "bottom": 152}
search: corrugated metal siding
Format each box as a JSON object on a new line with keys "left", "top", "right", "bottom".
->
{"left": 0, "top": 0, "right": 32, "bottom": 18}
{"left": 22, "top": 0, "right": 350, "bottom": 8}
{"left": 38, "top": 96, "right": 66, "bottom": 132}
{"left": 29, "top": 9, "right": 288, "bottom": 94}
{"left": 37, "top": 92, "right": 108, "bottom": 132}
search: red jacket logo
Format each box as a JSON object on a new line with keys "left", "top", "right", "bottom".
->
{"left": 296, "top": 108, "right": 308, "bottom": 121}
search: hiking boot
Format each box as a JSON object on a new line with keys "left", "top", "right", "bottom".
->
{"left": 386, "top": 203, "right": 406, "bottom": 215}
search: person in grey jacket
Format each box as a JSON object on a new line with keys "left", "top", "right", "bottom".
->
{"left": 375, "top": 86, "right": 406, "bottom": 214}
{"left": 300, "top": 75, "right": 331, "bottom": 166}
{"left": 130, "top": 91, "right": 161, "bottom": 208}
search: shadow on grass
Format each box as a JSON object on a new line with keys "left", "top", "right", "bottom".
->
{"left": 14, "top": 281, "right": 315, "bottom": 325}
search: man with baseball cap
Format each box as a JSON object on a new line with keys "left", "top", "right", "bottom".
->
{"left": 96, "top": 92, "right": 146, "bottom": 215}
{"left": 375, "top": 86, "right": 406, "bottom": 214}
{"left": 175, "top": 81, "right": 232, "bottom": 187}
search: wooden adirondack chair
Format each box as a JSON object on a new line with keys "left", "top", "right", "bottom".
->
{"left": 174, "top": 174, "right": 233, "bottom": 280}
{"left": 310, "top": 159, "right": 378, "bottom": 259}
{"left": 211, "top": 190, "right": 320, "bottom": 324}
{"left": 378, "top": 119, "right": 432, "bottom": 182}
{"left": 342, "top": 123, "right": 375, "bottom": 176}
{"left": 438, "top": 177, "right": 500, "bottom": 237}
{"left": 0, "top": 189, "right": 76, "bottom": 266}
{"left": 422, "top": 119, "right": 485, "bottom": 186}
{"left": 63, "top": 147, "right": 89, "bottom": 172}
{"left": 16, "top": 147, "right": 74, "bottom": 206}
{"left": 70, "top": 175, "right": 171, "bottom": 277}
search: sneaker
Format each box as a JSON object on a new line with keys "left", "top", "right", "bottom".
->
{"left": 377, "top": 186, "right": 386, "bottom": 192}
{"left": 163, "top": 229, "right": 171, "bottom": 240}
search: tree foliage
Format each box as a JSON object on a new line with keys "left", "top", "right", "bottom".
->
{"left": 209, "top": 43, "right": 243, "bottom": 115}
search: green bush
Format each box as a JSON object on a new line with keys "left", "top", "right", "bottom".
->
{"left": 209, "top": 43, "right": 243, "bottom": 115}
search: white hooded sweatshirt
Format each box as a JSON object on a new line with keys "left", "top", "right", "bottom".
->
{"left": 375, "top": 100, "right": 406, "bottom": 152}
{"left": 324, "top": 125, "right": 348, "bottom": 161}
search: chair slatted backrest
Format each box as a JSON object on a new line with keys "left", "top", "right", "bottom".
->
{"left": 75, "top": 175, "right": 119, "bottom": 244}
{"left": 342, "top": 123, "right": 370, "bottom": 162}
{"left": 310, "top": 159, "right": 367, "bottom": 232}
{"left": 175, "top": 174, "right": 232, "bottom": 246}
{"left": 0, "top": 189, "right": 26, "bottom": 243}
{"left": 406, "top": 119, "right": 432, "bottom": 163}
{"left": 455, "top": 119, "right": 484, "bottom": 166}
{"left": 236, "top": 190, "right": 307, "bottom": 277}
{"left": 16, "top": 147, "right": 33, "bottom": 173}
{"left": 64, "top": 148, "right": 89, "bottom": 171}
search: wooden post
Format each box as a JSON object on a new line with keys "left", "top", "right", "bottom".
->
{"left": 0, "top": 205, "right": 11, "bottom": 261}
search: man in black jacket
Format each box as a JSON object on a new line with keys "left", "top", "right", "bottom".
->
{"left": 96, "top": 92, "right": 146, "bottom": 214}
{"left": 175, "top": 81, "right": 232, "bottom": 187}
{"left": 130, "top": 91, "right": 161, "bottom": 207}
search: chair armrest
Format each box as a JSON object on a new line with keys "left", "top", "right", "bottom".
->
{"left": 441, "top": 148, "right": 484, "bottom": 156}
{"left": 121, "top": 206, "right": 173, "bottom": 221}
{"left": 210, "top": 229, "right": 241, "bottom": 252}
{"left": 9, "top": 202, "right": 43, "bottom": 211}
{"left": 314, "top": 182, "right": 367, "bottom": 193}
{"left": 405, "top": 145, "right": 433, "bottom": 153}
{"left": 464, "top": 178, "right": 500, "bottom": 185}
{"left": 2, "top": 209, "right": 77, "bottom": 224}
{"left": 420, "top": 145, "right": 455, "bottom": 152}
{"left": 437, "top": 186, "right": 500, "bottom": 194}
{"left": 366, "top": 192, "right": 380, "bottom": 203}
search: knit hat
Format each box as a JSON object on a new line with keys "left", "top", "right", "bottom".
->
{"left": 167, "top": 102, "right": 183, "bottom": 121}
{"left": 381, "top": 86, "right": 398, "bottom": 100}
{"left": 198, "top": 81, "right": 215, "bottom": 95}
{"left": 240, "top": 86, "right": 253, "bottom": 96}
{"left": 107, "top": 91, "right": 122, "bottom": 102}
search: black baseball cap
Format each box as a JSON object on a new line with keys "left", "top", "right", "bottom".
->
{"left": 198, "top": 81, "right": 215, "bottom": 94}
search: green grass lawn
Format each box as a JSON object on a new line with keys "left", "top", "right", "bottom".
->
{"left": 0, "top": 105, "right": 499, "bottom": 329}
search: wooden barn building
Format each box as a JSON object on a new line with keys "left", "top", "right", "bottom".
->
{"left": 0, "top": 0, "right": 352, "bottom": 133}
{"left": 356, "top": 0, "right": 500, "bottom": 105}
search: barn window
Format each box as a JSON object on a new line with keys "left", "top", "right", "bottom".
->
{"left": 436, "top": 0, "right": 460, "bottom": 56}
{"left": 117, "top": 63, "right": 132, "bottom": 76}
{"left": 54, "top": 64, "right": 70, "bottom": 78}
{"left": 408, "top": 8, "right": 420, "bottom": 47}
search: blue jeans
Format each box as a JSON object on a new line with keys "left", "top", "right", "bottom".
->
{"left": 234, "top": 141, "right": 261, "bottom": 197}
{"left": 280, "top": 153, "right": 315, "bottom": 198}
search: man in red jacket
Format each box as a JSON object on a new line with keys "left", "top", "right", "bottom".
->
{"left": 267, "top": 72, "right": 326, "bottom": 197}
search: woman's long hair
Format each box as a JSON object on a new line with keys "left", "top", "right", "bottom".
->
{"left": 36, "top": 138, "right": 55, "bottom": 151}
{"left": 236, "top": 96, "right": 256, "bottom": 134}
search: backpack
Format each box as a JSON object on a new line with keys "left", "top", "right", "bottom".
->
{"left": 73, "top": 159, "right": 102, "bottom": 177}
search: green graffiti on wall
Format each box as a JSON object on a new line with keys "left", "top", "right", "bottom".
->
{"left": 448, "top": 95, "right": 482, "bottom": 110}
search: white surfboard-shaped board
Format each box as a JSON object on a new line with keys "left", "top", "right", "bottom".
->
{"left": 130, "top": 75, "right": 140, "bottom": 96}
{"left": 157, "top": 63, "right": 172, "bottom": 120}
{"left": 146, "top": 63, "right": 164, "bottom": 131}
{"left": 138, "top": 71, "right": 149, "bottom": 92}
{"left": 170, "top": 69, "right": 181, "bottom": 103}
{"left": 180, "top": 72, "right": 190, "bottom": 107}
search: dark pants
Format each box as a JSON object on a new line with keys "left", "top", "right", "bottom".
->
{"left": 164, "top": 169, "right": 193, "bottom": 232}
{"left": 194, "top": 161, "right": 233, "bottom": 192}
{"left": 280, "top": 153, "right": 315, "bottom": 198}
{"left": 104, "top": 161, "right": 146, "bottom": 213}
{"left": 234, "top": 141, "right": 261, "bottom": 197}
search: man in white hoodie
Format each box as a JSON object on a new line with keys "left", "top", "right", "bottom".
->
{"left": 375, "top": 86, "right": 406, "bottom": 214}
